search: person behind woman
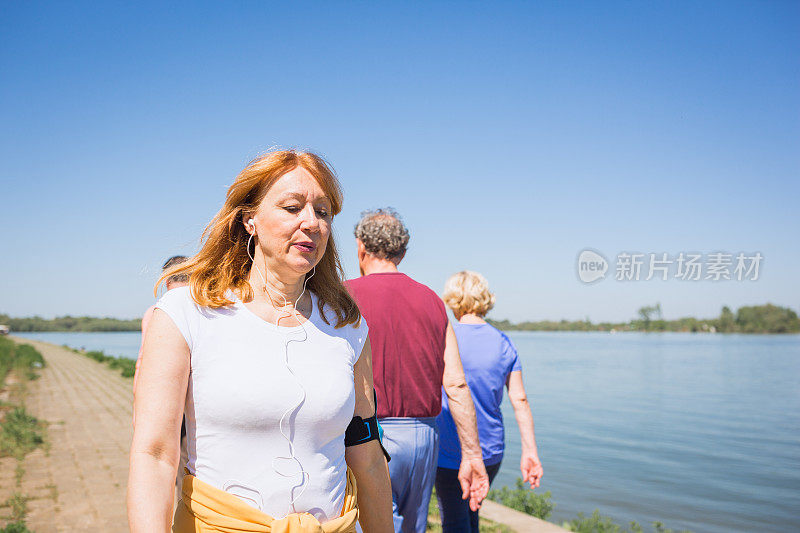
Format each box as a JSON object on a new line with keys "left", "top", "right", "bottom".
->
{"left": 134, "top": 255, "right": 189, "bottom": 400}
{"left": 434, "top": 271, "right": 543, "bottom": 533}
{"left": 128, "top": 149, "right": 393, "bottom": 532}
{"left": 133, "top": 255, "right": 189, "bottom": 492}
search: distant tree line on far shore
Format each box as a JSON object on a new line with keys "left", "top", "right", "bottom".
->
{"left": 2, "top": 303, "right": 798, "bottom": 334}
{"left": 488, "top": 303, "right": 800, "bottom": 334}
{"left": 0, "top": 314, "right": 141, "bottom": 332}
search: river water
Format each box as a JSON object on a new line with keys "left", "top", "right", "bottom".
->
{"left": 14, "top": 330, "right": 800, "bottom": 532}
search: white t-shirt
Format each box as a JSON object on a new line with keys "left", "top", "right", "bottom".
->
{"left": 155, "top": 286, "right": 368, "bottom": 523}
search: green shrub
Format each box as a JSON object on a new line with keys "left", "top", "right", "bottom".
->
{"left": 85, "top": 350, "right": 109, "bottom": 363}
{"left": 13, "top": 345, "right": 44, "bottom": 367}
{"left": 0, "top": 341, "right": 13, "bottom": 386}
{"left": 562, "top": 511, "right": 691, "bottom": 533}
{"left": 108, "top": 357, "right": 136, "bottom": 378}
{"left": 0, "top": 340, "right": 45, "bottom": 386}
{"left": 12, "top": 344, "right": 45, "bottom": 380}
{"left": 0, "top": 407, "right": 45, "bottom": 459}
{"left": 652, "top": 522, "right": 691, "bottom": 533}
{"left": 119, "top": 360, "right": 136, "bottom": 378}
{"left": 487, "top": 478, "right": 553, "bottom": 520}
{"left": 4, "top": 492, "right": 28, "bottom": 522}
{"left": 0, "top": 522, "right": 33, "bottom": 533}
{"left": 82, "top": 349, "right": 136, "bottom": 378}
{"left": 562, "top": 510, "right": 636, "bottom": 533}
{"left": 0, "top": 337, "right": 14, "bottom": 353}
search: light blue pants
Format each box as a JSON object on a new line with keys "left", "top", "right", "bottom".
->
{"left": 379, "top": 417, "right": 439, "bottom": 533}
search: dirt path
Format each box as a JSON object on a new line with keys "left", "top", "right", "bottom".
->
{"left": 6, "top": 338, "right": 132, "bottom": 532}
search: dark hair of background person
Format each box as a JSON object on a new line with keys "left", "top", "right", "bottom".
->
{"left": 162, "top": 255, "right": 189, "bottom": 284}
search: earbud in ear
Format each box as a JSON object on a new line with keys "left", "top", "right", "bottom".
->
{"left": 248, "top": 218, "right": 255, "bottom": 230}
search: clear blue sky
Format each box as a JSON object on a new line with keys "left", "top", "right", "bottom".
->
{"left": 1, "top": 1, "right": 798, "bottom": 323}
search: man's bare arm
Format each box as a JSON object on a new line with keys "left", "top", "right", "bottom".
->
{"left": 442, "top": 323, "right": 481, "bottom": 458}
{"left": 442, "top": 322, "right": 489, "bottom": 510}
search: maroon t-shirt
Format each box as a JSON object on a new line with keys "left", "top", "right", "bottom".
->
{"left": 346, "top": 272, "right": 448, "bottom": 418}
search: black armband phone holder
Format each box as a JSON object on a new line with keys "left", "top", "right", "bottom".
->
{"left": 344, "top": 391, "right": 391, "bottom": 462}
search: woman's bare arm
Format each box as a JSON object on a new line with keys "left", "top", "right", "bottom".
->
{"left": 128, "top": 309, "right": 190, "bottom": 532}
{"left": 344, "top": 338, "right": 393, "bottom": 532}
{"left": 506, "top": 370, "right": 543, "bottom": 488}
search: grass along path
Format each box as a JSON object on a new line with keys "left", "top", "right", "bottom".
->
{"left": 1, "top": 337, "right": 47, "bottom": 532}
{"left": 1, "top": 338, "right": 131, "bottom": 532}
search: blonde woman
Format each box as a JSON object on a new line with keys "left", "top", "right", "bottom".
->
{"left": 435, "top": 271, "right": 543, "bottom": 533}
{"left": 128, "top": 150, "right": 393, "bottom": 532}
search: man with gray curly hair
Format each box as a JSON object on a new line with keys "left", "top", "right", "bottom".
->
{"left": 347, "top": 208, "right": 488, "bottom": 533}
{"left": 353, "top": 208, "right": 410, "bottom": 270}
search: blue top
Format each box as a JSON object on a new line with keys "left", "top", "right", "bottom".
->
{"left": 436, "top": 323, "right": 522, "bottom": 469}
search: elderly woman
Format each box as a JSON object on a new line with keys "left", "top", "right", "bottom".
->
{"left": 435, "top": 271, "right": 543, "bottom": 533}
{"left": 128, "top": 150, "right": 393, "bottom": 532}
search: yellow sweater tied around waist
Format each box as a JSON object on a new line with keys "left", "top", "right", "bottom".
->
{"left": 172, "top": 468, "right": 359, "bottom": 533}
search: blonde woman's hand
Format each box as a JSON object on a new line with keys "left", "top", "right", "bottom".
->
{"left": 520, "top": 451, "right": 543, "bottom": 489}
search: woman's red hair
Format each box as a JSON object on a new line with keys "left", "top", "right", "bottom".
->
{"left": 156, "top": 149, "right": 360, "bottom": 328}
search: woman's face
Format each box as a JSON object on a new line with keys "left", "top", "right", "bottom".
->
{"left": 247, "top": 166, "right": 333, "bottom": 278}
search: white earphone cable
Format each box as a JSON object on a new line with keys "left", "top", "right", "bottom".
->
{"left": 237, "top": 226, "right": 315, "bottom": 514}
